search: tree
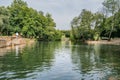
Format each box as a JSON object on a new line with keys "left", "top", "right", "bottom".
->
{"left": 46, "top": 13, "right": 56, "bottom": 27}
{"left": 9, "top": 0, "right": 28, "bottom": 34}
{"left": 71, "top": 17, "right": 80, "bottom": 40}
{"left": 93, "top": 12, "right": 104, "bottom": 40}
{"left": 113, "top": 10, "right": 120, "bottom": 37}
{"left": 71, "top": 9, "right": 94, "bottom": 41}
{"left": 0, "top": 6, "right": 10, "bottom": 35}
{"left": 0, "top": 0, "right": 62, "bottom": 40}
{"left": 102, "top": 0, "right": 120, "bottom": 40}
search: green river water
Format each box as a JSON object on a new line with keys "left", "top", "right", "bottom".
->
{"left": 0, "top": 41, "right": 120, "bottom": 80}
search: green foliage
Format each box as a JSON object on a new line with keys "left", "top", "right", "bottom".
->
{"left": 71, "top": 0, "right": 120, "bottom": 41}
{"left": 71, "top": 9, "right": 95, "bottom": 41}
{"left": 102, "top": 0, "right": 120, "bottom": 14}
{"left": 0, "top": 0, "right": 62, "bottom": 41}
{"left": 71, "top": 8, "right": 120, "bottom": 41}
{"left": 0, "top": 6, "right": 10, "bottom": 35}
{"left": 61, "top": 30, "right": 71, "bottom": 38}
{"left": 102, "top": 0, "right": 120, "bottom": 40}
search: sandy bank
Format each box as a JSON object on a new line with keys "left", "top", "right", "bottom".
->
{"left": 86, "top": 38, "right": 120, "bottom": 45}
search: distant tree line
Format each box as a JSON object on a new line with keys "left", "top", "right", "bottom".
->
{"left": 0, "top": 0, "right": 62, "bottom": 41}
{"left": 71, "top": 0, "right": 120, "bottom": 41}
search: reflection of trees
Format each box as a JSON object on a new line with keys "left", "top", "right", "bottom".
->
{"left": 0, "top": 42, "right": 61, "bottom": 80}
{"left": 98, "top": 45, "right": 120, "bottom": 75}
{"left": 71, "top": 44, "right": 120, "bottom": 79}
{"left": 71, "top": 44, "right": 96, "bottom": 73}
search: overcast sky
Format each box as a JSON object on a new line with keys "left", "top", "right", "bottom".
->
{"left": 0, "top": 0, "right": 104, "bottom": 30}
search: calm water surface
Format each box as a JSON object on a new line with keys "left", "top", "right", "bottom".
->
{"left": 0, "top": 41, "right": 120, "bottom": 80}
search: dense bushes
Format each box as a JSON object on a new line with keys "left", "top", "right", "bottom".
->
{"left": 0, "top": 0, "right": 62, "bottom": 41}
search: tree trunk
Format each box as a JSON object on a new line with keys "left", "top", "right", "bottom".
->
{"left": 108, "top": 23, "right": 113, "bottom": 41}
{"left": 108, "top": 12, "right": 114, "bottom": 41}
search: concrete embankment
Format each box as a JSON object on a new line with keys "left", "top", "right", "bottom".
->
{"left": 0, "top": 36, "right": 35, "bottom": 48}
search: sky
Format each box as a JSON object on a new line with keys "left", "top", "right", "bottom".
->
{"left": 0, "top": 0, "right": 104, "bottom": 30}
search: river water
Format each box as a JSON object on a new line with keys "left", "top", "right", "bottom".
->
{"left": 0, "top": 41, "right": 120, "bottom": 80}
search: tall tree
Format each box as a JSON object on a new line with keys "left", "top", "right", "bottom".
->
{"left": 71, "top": 9, "right": 94, "bottom": 41}
{"left": 102, "top": 0, "right": 120, "bottom": 40}
{"left": 93, "top": 12, "right": 104, "bottom": 40}
{"left": 0, "top": 0, "right": 62, "bottom": 41}
{"left": 114, "top": 10, "right": 120, "bottom": 37}
{"left": 71, "top": 17, "right": 80, "bottom": 40}
{"left": 0, "top": 6, "right": 10, "bottom": 35}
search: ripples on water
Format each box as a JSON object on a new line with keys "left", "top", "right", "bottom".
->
{"left": 0, "top": 41, "right": 120, "bottom": 80}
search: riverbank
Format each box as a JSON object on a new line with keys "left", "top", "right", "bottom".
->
{"left": 86, "top": 38, "right": 120, "bottom": 45}
{"left": 0, "top": 36, "right": 35, "bottom": 48}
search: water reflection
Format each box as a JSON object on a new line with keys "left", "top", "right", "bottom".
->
{"left": 0, "top": 41, "right": 120, "bottom": 80}
{"left": 71, "top": 43, "right": 120, "bottom": 80}
{"left": 0, "top": 42, "right": 61, "bottom": 80}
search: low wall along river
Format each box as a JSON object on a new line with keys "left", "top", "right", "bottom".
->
{"left": 0, "top": 36, "right": 29, "bottom": 48}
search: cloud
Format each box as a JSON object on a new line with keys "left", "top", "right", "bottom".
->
{"left": 0, "top": 0, "right": 104, "bottom": 30}
{"left": 0, "top": 0, "right": 12, "bottom": 6}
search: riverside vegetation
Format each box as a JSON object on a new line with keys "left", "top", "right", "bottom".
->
{"left": 70, "top": 0, "right": 120, "bottom": 41}
{"left": 0, "top": 0, "right": 62, "bottom": 41}
{"left": 0, "top": 0, "right": 120, "bottom": 80}
{"left": 0, "top": 0, "right": 120, "bottom": 42}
